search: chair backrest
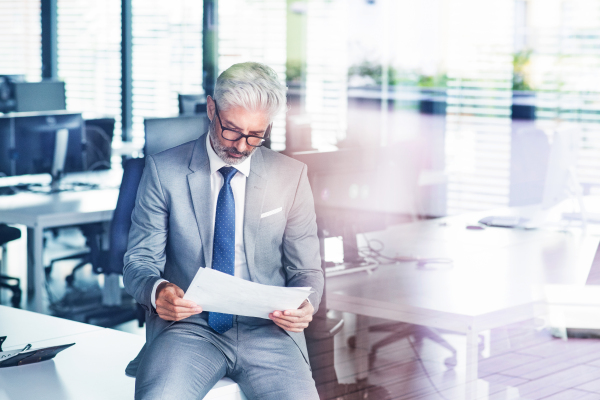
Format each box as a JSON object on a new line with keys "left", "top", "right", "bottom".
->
{"left": 108, "top": 157, "right": 145, "bottom": 275}
{"left": 84, "top": 118, "right": 115, "bottom": 171}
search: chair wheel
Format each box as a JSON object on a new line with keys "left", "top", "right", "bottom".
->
{"left": 347, "top": 335, "right": 356, "bottom": 348}
{"left": 444, "top": 354, "right": 457, "bottom": 368}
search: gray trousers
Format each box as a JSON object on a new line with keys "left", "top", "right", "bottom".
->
{"left": 135, "top": 316, "right": 319, "bottom": 400}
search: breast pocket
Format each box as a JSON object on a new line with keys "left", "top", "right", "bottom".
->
{"left": 259, "top": 206, "right": 285, "bottom": 229}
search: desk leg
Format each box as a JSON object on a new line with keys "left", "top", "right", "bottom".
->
{"left": 465, "top": 328, "right": 478, "bottom": 400}
{"left": 31, "top": 226, "right": 44, "bottom": 313}
{"left": 355, "top": 314, "right": 370, "bottom": 381}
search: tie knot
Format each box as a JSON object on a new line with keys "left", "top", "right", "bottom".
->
{"left": 219, "top": 166, "right": 237, "bottom": 183}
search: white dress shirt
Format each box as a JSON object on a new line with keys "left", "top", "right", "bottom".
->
{"left": 150, "top": 134, "right": 253, "bottom": 309}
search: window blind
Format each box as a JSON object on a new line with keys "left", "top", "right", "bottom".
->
{"left": 0, "top": 0, "right": 42, "bottom": 80}
{"left": 444, "top": 0, "right": 514, "bottom": 215}
{"left": 131, "top": 0, "right": 203, "bottom": 141}
{"left": 305, "top": 0, "right": 348, "bottom": 151}
{"left": 218, "top": 0, "right": 287, "bottom": 151}
{"left": 57, "top": 0, "right": 122, "bottom": 137}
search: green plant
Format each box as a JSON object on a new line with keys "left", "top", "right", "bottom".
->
{"left": 286, "top": 59, "right": 304, "bottom": 83}
{"left": 417, "top": 74, "right": 448, "bottom": 88}
{"left": 347, "top": 61, "right": 419, "bottom": 86}
{"left": 513, "top": 49, "right": 533, "bottom": 91}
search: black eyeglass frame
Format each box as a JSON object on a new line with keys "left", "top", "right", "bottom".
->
{"left": 213, "top": 102, "right": 271, "bottom": 147}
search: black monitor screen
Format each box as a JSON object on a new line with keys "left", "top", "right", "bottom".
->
{"left": 144, "top": 115, "right": 208, "bottom": 156}
{"left": 13, "top": 113, "right": 84, "bottom": 176}
{"left": 14, "top": 81, "right": 66, "bottom": 112}
{"left": 0, "top": 117, "right": 12, "bottom": 176}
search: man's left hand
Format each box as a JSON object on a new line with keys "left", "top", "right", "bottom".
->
{"left": 269, "top": 300, "right": 314, "bottom": 332}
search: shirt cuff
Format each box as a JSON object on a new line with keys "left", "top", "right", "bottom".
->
{"left": 151, "top": 278, "right": 168, "bottom": 309}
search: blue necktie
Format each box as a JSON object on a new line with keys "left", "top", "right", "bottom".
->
{"left": 208, "top": 166, "right": 238, "bottom": 334}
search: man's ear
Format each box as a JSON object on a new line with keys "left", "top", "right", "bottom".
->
{"left": 206, "top": 95, "right": 215, "bottom": 122}
{"left": 265, "top": 123, "right": 272, "bottom": 137}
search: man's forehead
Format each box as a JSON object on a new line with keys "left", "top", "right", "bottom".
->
{"left": 219, "top": 106, "right": 270, "bottom": 130}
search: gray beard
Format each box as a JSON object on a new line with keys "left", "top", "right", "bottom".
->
{"left": 208, "top": 121, "right": 256, "bottom": 165}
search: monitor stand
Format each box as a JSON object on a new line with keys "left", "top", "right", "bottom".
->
{"left": 324, "top": 224, "right": 377, "bottom": 278}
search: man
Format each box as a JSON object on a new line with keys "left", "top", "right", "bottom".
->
{"left": 123, "top": 62, "right": 324, "bottom": 400}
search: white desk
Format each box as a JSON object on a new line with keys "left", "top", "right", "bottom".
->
{"left": 0, "top": 170, "right": 122, "bottom": 312}
{"left": 0, "top": 305, "right": 247, "bottom": 400}
{"left": 326, "top": 212, "right": 600, "bottom": 399}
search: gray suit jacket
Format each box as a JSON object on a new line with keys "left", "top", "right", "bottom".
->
{"left": 122, "top": 133, "right": 324, "bottom": 376}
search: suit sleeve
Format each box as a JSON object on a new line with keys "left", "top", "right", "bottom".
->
{"left": 122, "top": 156, "right": 169, "bottom": 312}
{"left": 282, "top": 164, "right": 324, "bottom": 313}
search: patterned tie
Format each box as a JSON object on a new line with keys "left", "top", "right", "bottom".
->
{"left": 208, "top": 166, "right": 238, "bottom": 334}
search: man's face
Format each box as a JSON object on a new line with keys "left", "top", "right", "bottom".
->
{"left": 207, "top": 96, "right": 270, "bottom": 165}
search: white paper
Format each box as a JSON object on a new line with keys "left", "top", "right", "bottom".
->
{"left": 183, "top": 268, "right": 313, "bottom": 319}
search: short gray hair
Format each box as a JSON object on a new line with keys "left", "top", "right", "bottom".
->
{"left": 213, "top": 62, "right": 287, "bottom": 122}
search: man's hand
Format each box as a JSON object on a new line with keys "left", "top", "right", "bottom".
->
{"left": 269, "top": 300, "right": 314, "bottom": 332}
{"left": 155, "top": 282, "right": 202, "bottom": 321}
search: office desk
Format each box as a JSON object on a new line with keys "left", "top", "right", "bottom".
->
{"left": 0, "top": 170, "right": 122, "bottom": 312}
{"left": 326, "top": 212, "right": 600, "bottom": 399}
{"left": 0, "top": 305, "right": 247, "bottom": 400}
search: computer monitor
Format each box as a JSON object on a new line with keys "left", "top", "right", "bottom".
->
{"left": 291, "top": 142, "right": 424, "bottom": 264}
{"left": 542, "top": 127, "right": 581, "bottom": 210}
{"left": 0, "top": 75, "right": 25, "bottom": 113}
{"left": 13, "top": 112, "right": 85, "bottom": 177}
{"left": 144, "top": 115, "right": 208, "bottom": 156}
{"left": 0, "top": 116, "right": 12, "bottom": 176}
{"left": 178, "top": 94, "right": 207, "bottom": 115}
{"left": 14, "top": 81, "right": 66, "bottom": 112}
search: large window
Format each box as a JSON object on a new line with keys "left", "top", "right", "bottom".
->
{"left": 0, "top": 0, "right": 42, "bottom": 80}
{"left": 57, "top": 0, "right": 122, "bottom": 136}
{"left": 131, "top": 0, "right": 203, "bottom": 141}
{"left": 219, "top": 0, "right": 287, "bottom": 150}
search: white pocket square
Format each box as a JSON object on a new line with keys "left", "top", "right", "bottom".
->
{"left": 261, "top": 207, "right": 282, "bottom": 219}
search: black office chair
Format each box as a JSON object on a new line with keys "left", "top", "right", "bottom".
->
{"left": 84, "top": 117, "right": 115, "bottom": 171}
{"left": 178, "top": 94, "right": 207, "bottom": 115}
{"left": 45, "top": 117, "right": 115, "bottom": 282}
{"left": 306, "top": 228, "right": 392, "bottom": 400}
{"left": 51, "top": 158, "right": 146, "bottom": 327}
{"left": 0, "top": 224, "right": 22, "bottom": 308}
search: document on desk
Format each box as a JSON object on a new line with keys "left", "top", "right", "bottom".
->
{"left": 183, "top": 268, "right": 313, "bottom": 319}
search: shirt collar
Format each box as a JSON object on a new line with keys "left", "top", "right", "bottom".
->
{"left": 206, "top": 133, "right": 252, "bottom": 178}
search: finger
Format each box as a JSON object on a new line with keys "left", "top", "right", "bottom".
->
{"left": 157, "top": 307, "right": 198, "bottom": 321}
{"left": 270, "top": 313, "right": 307, "bottom": 324}
{"left": 165, "top": 294, "right": 199, "bottom": 309}
{"left": 281, "top": 308, "right": 307, "bottom": 318}
{"left": 157, "top": 302, "right": 202, "bottom": 315}
{"left": 175, "top": 286, "right": 185, "bottom": 298}
{"left": 158, "top": 297, "right": 202, "bottom": 312}
{"left": 270, "top": 316, "right": 309, "bottom": 330}
{"left": 272, "top": 319, "right": 305, "bottom": 333}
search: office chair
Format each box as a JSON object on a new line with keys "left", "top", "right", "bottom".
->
{"left": 45, "top": 117, "right": 115, "bottom": 281}
{"left": 51, "top": 158, "right": 146, "bottom": 328}
{"left": 306, "top": 228, "right": 392, "bottom": 400}
{"left": 84, "top": 118, "right": 115, "bottom": 171}
{"left": 80, "top": 157, "right": 146, "bottom": 327}
{"left": 178, "top": 94, "right": 207, "bottom": 115}
{"left": 0, "top": 224, "right": 22, "bottom": 308}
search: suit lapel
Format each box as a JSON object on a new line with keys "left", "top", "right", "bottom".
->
{"left": 187, "top": 134, "right": 213, "bottom": 268}
{"left": 243, "top": 148, "right": 267, "bottom": 281}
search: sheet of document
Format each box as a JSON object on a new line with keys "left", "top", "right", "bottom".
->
{"left": 183, "top": 268, "right": 313, "bottom": 319}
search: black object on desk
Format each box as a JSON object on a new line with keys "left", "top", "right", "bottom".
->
{"left": 0, "top": 336, "right": 74, "bottom": 368}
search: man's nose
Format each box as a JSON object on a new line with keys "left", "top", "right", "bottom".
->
{"left": 234, "top": 138, "right": 249, "bottom": 153}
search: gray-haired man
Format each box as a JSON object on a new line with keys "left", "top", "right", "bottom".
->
{"left": 123, "top": 62, "right": 324, "bottom": 399}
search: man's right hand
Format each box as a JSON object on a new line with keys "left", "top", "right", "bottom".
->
{"left": 155, "top": 281, "right": 203, "bottom": 321}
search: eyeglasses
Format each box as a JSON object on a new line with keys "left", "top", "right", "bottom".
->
{"left": 214, "top": 102, "right": 271, "bottom": 147}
